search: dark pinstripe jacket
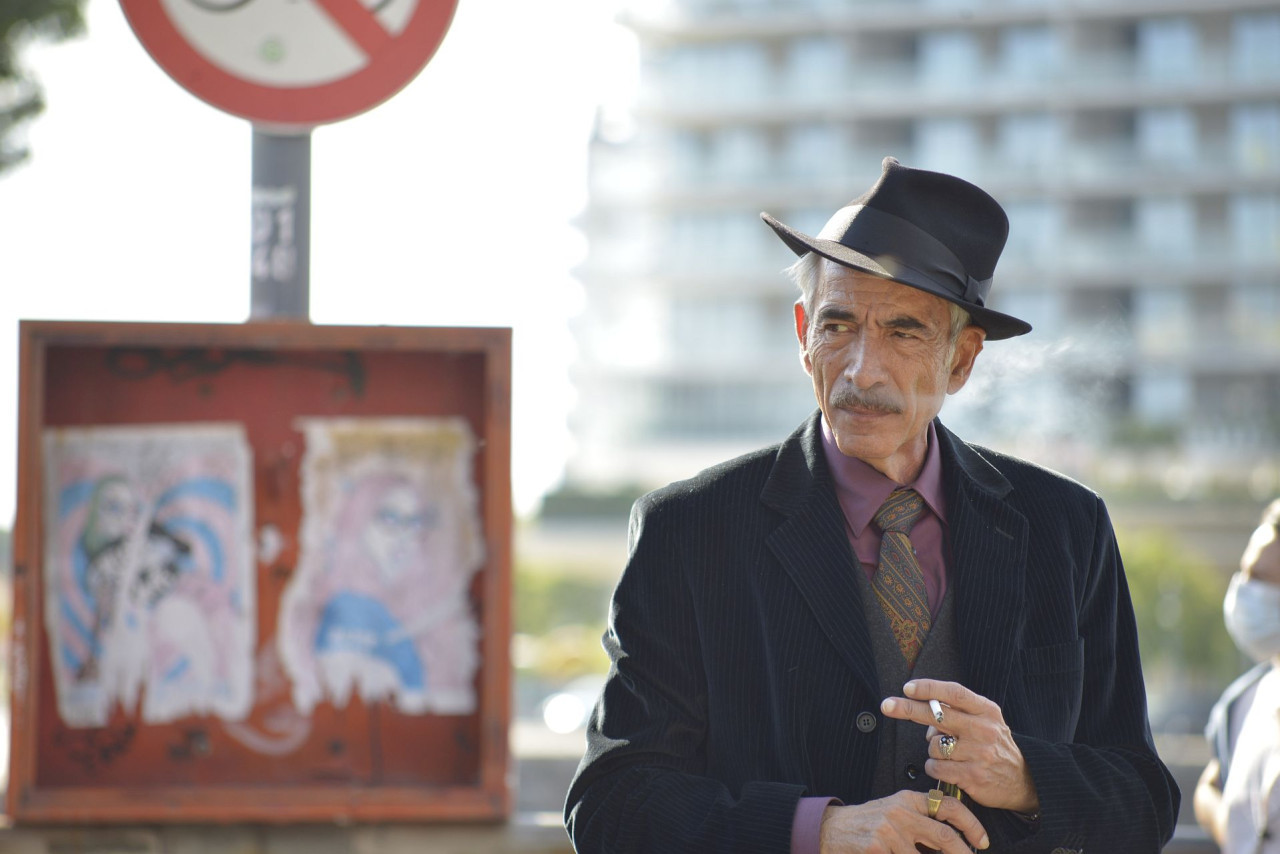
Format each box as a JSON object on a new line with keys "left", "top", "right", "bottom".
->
{"left": 564, "top": 412, "right": 1180, "bottom": 853}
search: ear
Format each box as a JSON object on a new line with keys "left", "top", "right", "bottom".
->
{"left": 946, "top": 325, "right": 985, "bottom": 394}
{"left": 794, "top": 301, "right": 814, "bottom": 376}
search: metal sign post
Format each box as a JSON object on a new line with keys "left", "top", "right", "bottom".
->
{"left": 250, "top": 130, "right": 311, "bottom": 320}
{"left": 118, "top": 0, "right": 460, "bottom": 319}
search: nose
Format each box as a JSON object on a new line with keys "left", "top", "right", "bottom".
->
{"left": 843, "top": 333, "right": 890, "bottom": 390}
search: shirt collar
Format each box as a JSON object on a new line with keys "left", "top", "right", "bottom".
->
{"left": 819, "top": 415, "right": 948, "bottom": 536}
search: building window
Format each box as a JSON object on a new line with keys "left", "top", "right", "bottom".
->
{"left": 1232, "top": 103, "right": 1280, "bottom": 173}
{"left": 786, "top": 35, "right": 847, "bottom": 100}
{"left": 989, "top": 290, "right": 1064, "bottom": 338}
{"left": 1231, "top": 193, "right": 1280, "bottom": 261}
{"left": 1067, "top": 288, "right": 1134, "bottom": 335}
{"left": 1134, "top": 284, "right": 1192, "bottom": 356}
{"left": 1003, "top": 201, "right": 1063, "bottom": 264}
{"left": 666, "top": 42, "right": 772, "bottom": 104}
{"left": 918, "top": 30, "right": 981, "bottom": 90}
{"left": 710, "top": 126, "right": 770, "bottom": 183}
{"left": 655, "top": 379, "right": 811, "bottom": 439}
{"left": 1231, "top": 281, "right": 1280, "bottom": 345}
{"left": 1133, "top": 371, "right": 1192, "bottom": 424}
{"left": 999, "top": 113, "right": 1063, "bottom": 174}
{"left": 1137, "top": 17, "right": 1198, "bottom": 82}
{"left": 1000, "top": 25, "right": 1062, "bottom": 85}
{"left": 669, "top": 296, "right": 767, "bottom": 361}
{"left": 1232, "top": 12, "right": 1280, "bottom": 80}
{"left": 784, "top": 124, "right": 844, "bottom": 181}
{"left": 1137, "top": 108, "right": 1197, "bottom": 166}
{"left": 916, "top": 117, "right": 980, "bottom": 176}
{"left": 1137, "top": 196, "right": 1196, "bottom": 260}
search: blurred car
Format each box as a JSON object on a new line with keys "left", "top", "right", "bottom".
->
{"left": 539, "top": 673, "right": 605, "bottom": 734}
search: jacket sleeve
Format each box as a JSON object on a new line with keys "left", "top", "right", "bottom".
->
{"left": 984, "top": 495, "right": 1181, "bottom": 853}
{"left": 563, "top": 494, "right": 806, "bottom": 854}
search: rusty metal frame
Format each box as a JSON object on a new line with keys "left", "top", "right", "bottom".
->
{"left": 8, "top": 320, "right": 512, "bottom": 823}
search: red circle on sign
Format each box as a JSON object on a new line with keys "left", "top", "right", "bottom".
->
{"left": 119, "top": 0, "right": 458, "bottom": 128}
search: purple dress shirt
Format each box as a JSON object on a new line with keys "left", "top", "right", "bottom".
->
{"left": 791, "top": 417, "right": 951, "bottom": 854}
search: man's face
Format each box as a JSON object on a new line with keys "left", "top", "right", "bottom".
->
{"left": 795, "top": 261, "right": 985, "bottom": 482}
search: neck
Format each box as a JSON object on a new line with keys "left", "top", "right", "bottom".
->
{"left": 865, "top": 437, "right": 928, "bottom": 485}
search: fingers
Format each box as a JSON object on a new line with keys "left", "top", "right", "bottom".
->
{"left": 905, "top": 679, "right": 974, "bottom": 708}
{"left": 922, "top": 790, "right": 990, "bottom": 852}
{"left": 908, "top": 679, "right": 1000, "bottom": 718}
{"left": 819, "top": 795, "right": 987, "bottom": 853}
{"left": 880, "top": 694, "right": 969, "bottom": 732}
{"left": 882, "top": 680, "right": 1001, "bottom": 732}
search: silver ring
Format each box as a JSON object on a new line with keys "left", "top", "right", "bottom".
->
{"left": 939, "top": 734, "right": 957, "bottom": 759}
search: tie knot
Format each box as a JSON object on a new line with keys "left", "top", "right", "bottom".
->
{"left": 874, "top": 488, "right": 926, "bottom": 534}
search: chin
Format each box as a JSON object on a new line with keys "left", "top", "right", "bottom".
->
{"left": 828, "top": 410, "right": 895, "bottom": 439}
{"left": 830, "top": 431, "right": 897, "bottom": 463}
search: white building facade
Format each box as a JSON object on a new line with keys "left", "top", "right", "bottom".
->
{"left": 569, "top": 0, "right": 1280, "bottom": 495}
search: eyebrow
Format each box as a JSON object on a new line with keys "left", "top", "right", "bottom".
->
{"left": 883, "top": 315, "right": 928, "bottom": 331}
{"left": 815, "top": 307, "right": 858, "bottom": 325}
{"left": 816, "top": 307, "right": 929, "bottom": 329}
{"left": 814, "top": 306, "right": 936, "bottom": 333}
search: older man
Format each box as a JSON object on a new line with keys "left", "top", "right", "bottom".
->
{"left": 564, "top": 158, "right": 1179, "bottom": 853}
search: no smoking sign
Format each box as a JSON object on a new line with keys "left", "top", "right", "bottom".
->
{"left": 120, "top": 0, "right": 458, "bottom": 128}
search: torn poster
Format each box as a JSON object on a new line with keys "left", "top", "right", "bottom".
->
{"left": 42, "top": 423, "right": 255, "bottom": 727}
{"left": 279, "top": 418, "right": 485, "bottom": 716}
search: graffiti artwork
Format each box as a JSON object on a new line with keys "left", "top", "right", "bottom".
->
{"left": 42, "top": 424, "right": 255, "bottom": 727}
{"left": 279, "top": 418, "right": 484, "bottom": 716}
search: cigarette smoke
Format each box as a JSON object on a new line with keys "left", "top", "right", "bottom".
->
{"left": 942, "top": 321, "right": 1130, "bottom": 477}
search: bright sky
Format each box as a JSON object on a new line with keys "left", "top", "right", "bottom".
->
{"left": 0, "top": 0, "right": 636, "bottom": 525}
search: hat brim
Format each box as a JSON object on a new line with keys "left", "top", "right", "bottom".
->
{"left": 762, "top": 212, "right": 1032, "bottom": 340}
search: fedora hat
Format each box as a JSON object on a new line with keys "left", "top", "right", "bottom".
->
{"left": 761, "top": 156, "right": 1031, "bottom": 340}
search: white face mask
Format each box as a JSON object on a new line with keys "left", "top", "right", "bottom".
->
{"left": 1224, "top": 572, "right": 1280, "bottom": 663}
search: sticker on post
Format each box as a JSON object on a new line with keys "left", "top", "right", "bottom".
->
{"left": 42, "top": 423, "right": 256, "bottom": 727}
{"left": 278, "top": 417, "right": 485, "bottom": 716}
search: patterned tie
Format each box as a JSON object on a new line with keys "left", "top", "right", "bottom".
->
{"left": 872, "top": 488, "right": 931, "bottom": 668}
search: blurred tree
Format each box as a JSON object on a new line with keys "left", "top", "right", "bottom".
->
{"left": 1, "top": 0, "right": 85, "bottom": 174}
{"left": 513, "top": 559, "right": 611, "bottom": 683}
{"left": 1119, "top": 528, "right": 1235, "bottom": 674}
{"left": 1118, "top": 526, "right": 1241, "bottom": 732}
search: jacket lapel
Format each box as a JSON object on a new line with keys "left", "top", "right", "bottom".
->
{"left": 936, "top": 422, "right": 1028, "bottom": 711}
{"left": 763, "top": 414, "right": 881, "bottom": 696}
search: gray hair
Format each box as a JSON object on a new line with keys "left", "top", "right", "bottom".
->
{"left": 785, "top": 252, "right": 972, "bottom": 343}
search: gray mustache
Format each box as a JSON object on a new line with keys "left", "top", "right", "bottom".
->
{"left": 830, "top": 387, "right": 903, "bottom": 415}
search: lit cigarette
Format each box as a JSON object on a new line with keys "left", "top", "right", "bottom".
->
{"left": 929, "top": 699, "right": 945, "bottom": 724}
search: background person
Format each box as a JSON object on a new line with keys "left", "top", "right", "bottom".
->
{"left": 1196, "top": 498, "right": 1280, "bottom": 851}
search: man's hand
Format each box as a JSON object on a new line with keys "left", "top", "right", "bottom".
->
{"left": 819, "top": 791, "right": 988, "bottom": 853}
{"left": 881, "top": 679, "right": 1040, "bottom": 815}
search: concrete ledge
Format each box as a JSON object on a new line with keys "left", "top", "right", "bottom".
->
{"left": 0, "top": 817, "right": 1219, "bottom": 854}
{"left": 0, "top": 815, "right": 574, "bottom": 854}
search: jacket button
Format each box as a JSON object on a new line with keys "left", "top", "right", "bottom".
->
{"left": 905, "top": 764, "right": 920, "bottom": 781}
{"left": 855, "top": 712, "right": 877, "bottom": 733}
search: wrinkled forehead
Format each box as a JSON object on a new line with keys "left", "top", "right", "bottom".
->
{"left": 814, "top": 259, "right": 955, "bottom": 324}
